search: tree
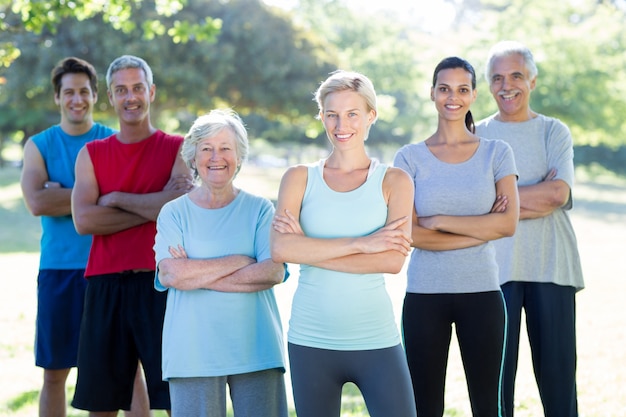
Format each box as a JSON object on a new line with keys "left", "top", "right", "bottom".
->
{"left": 0, "top": 0, "right": 337, "bottom": 163}
{"left": 293, "top": 0, "right": 439, "bottom": 148}
{"left": 0, "top": 0, "right": 221, "bottom": 68}
{"left": 453, "top": 0, "right": 626, "bottom": 149}
{"left": 2, "top": 0, "right": 626, "bottom": 172}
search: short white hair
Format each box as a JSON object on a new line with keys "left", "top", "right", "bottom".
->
{"left": 485, "top": 40, "right": 538, "bottom": 82}
{"left": 181, "top": 109, "right": 249, "bottom": 180}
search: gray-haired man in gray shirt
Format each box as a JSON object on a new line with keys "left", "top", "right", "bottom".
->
{"left": 476, "top": 41, "right": 584, "bottom": 417}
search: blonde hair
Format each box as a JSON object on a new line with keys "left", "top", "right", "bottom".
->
{"left": 314, "top": 70, "right": 378, "bottom": 124}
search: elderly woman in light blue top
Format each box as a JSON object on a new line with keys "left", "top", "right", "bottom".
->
{"left": 154, "top": 109, "right": 288, "bottom": 417}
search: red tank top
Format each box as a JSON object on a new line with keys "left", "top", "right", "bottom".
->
{"left": 85, "top": 130, "right": 183, "bottom": 277}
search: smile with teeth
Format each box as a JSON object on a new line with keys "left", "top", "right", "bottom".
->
{"left": 445, "top": 104, "right": 461, "bottom": 110}
{"left": 336, "top": 133, "right": 352, "bottom": 140}
{"left": 499, "top": 91, "right": 520, "bottom": 101}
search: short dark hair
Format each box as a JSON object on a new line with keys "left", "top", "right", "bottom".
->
{"left": 51, "top": 57, "right": 98, "bottom": 97}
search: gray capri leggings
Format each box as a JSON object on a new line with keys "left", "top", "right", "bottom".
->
{"left": 288, "top": 343, "right": 416, "bottom": 417}
{"left": 168, "top": 368, "right": 288, "bottom": 417}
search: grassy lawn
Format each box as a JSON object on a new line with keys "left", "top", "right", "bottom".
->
{"left": 2, "top": 163, "right": 626, "bottom": 416}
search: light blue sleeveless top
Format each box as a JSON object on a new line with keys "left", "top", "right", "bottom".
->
{"left": 31, "top": 123, "right": 115, "bottom": 269}
{"left": 288, "top": 160, "right": 401, "bottom": 350}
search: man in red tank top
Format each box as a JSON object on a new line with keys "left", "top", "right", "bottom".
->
{"left": 71, "top": 55, "right": 193, "bottom": 416}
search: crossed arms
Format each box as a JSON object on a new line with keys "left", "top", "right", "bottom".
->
{"left": 158, "top": 245, "right": 284, "bottom": 293}
{"left": 270, "top": 165, "right": 415, "bottom": 275}
{"left": 71, "top": 144, "right": 193, "bottom": 236}
{"left": 411, "top": 174, "right": 520, "bottom": 252}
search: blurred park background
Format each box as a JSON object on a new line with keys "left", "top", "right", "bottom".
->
{"left": 1, "top": 0, "right": 626, "bottom": 415}
{"left": 1, "top": 0, "right": 626, "bottom": 171}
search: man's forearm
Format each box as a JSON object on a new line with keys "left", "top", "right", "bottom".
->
{"left": 98, "top": 189, "right": 186, "bottom": 221}
{"left": 74, "top": 205, "right": 148, "bottom": 235}
{"left": 29, "top": 185, "right": 73, "bottom": 217}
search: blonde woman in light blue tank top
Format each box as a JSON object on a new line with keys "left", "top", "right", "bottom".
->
{"left": 271, "top": 70, "right": 417, "bottom": 417}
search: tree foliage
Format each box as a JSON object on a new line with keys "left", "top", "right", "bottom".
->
{"left": 0, "top": 0, "right": 335, "bottom": 146}
{"left": 0, "top": 0, "right": 221, "bottom": 67}
{"left": 295, "top": 0, "right": 437, "bottom": 146}
{"left": 465, "top": 0, "right": 626, "bottom": 148}
{"left": 1, "top": 0, "right": 626, "bottom": 172}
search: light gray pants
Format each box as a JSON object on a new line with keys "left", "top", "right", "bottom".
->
{"left": 169, "top": 368, "right": 288, "bottom": 417}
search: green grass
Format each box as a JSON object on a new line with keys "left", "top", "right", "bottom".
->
{"left": 0, "top": 167, "right": 41, "bottom": 253}
{"left": 4, "top": 390, "right": 38, "bottom": 413}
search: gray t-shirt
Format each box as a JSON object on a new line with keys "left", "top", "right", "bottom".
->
{"left": 394, "top": 138, "right": 517, "bottom": 294}
{"left": 476, "top": 114, "right": 584, "bottom": 290}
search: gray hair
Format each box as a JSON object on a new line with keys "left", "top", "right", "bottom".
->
{"left": 181, "top": 109, "right": 249, "bottom": 181}
{"left": 485, "top": 40, "right": 538, "bottom": 82}
{"left": 106, "top": 55, "right": 154, "bottom": 89}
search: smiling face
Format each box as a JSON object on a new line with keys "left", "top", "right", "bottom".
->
{"left": 488, "top": 53, "right": 536, "bottom": 122}
{"left": 193, "top": 127, "right": 240, "bottom": 190}
{"left": 320, "top": 90, "right": 376, "bottom": 150}
{"left": 107, "top": 67, "right": 155, "bottom": 126}
{"left": 55, "top": 73, "right": 96, "bottom": 128}
{"left": 431, "top": 67, "right": 476, "bottom": 124}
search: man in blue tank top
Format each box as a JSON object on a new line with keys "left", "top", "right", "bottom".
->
{"left": 20, "top": 57, "right": 148, "bottom": 417}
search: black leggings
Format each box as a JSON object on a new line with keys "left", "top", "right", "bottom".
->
{"left": 288, "top": 343, "right": 416, "bottom": 417}
{"left": 402, "top": 291, "right": 506, "bottom": 417}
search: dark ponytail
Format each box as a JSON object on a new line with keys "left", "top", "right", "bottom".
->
{"left": 466, "top": 110, "right": 475, "bottom": 134}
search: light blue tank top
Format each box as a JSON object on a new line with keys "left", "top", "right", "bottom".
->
{"left": 31, "top": 123, "right": 115, "bottom": 269}
{"left": 288, "top": 160, "right": 401, "bottom": 350}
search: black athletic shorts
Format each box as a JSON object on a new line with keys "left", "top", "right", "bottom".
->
{"left": 71, "top": 271, "right": 170, "bottom": 411}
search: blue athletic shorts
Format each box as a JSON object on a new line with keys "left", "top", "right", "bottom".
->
{"left": 35, "top": 269, "right": 87, "bottom": 369}
{"left": 71, "top": 271, "right": 170, "bottom": 412}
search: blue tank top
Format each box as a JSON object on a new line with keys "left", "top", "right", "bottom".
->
{"left": 31, "top": 123, "right": 116, "bottom": 269}
{"left": 288, "top": 160, "right": 401, "bottom": 350}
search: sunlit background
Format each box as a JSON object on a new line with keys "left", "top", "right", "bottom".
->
{"left": 0, "top": 0, "right": 625, "bottom": 415}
